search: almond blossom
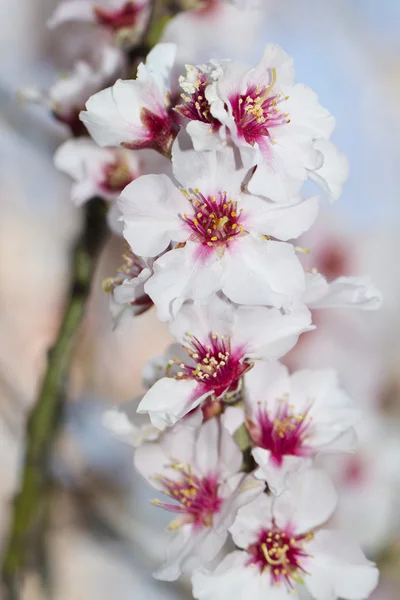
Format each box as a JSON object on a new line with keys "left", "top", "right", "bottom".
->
{"left": 54, "top": 138, "right": 170, "bottom": 206}
{"left": 192, "top": 469, "right": 379, "bottom": 600}
{"left": 241, "top": 362, "right": 360, "bottom": 494}
{"left": 22, "top": 45, "right": 122, "bottom": 136}
{"left": 102, "top": 249, "right": 154, "bottom": 321}
{"left": 48, "top": 0, "right": 150, "bottom": 39}
{"left": 80, "top": 43, "right": 178, "bottom": 155}
{"left": 137, "top": 295, "right": 313, "bottom": 429}
{"left": 54, "top": 138, "right": 140, "bottom": 204}
{"left": 120, "top": 141, "right": 319, "bottom": 321}
{"left": 134, "top": 417, "right": 265, "bottom": 581}
{"left": 178, "top": 44, "right": 348, "bottom": 203}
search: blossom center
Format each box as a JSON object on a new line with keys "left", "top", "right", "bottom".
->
{"left": 152, "top": 463, "right": 223, "bottom": 530}
{"left": 247, "top": 526, "right": 313, "bottom": 587}
{"left": 170, "top": 333, "right": 250, "bottom": 398}
{"left": 175, "top": 70, "right": 219, "bottom": 128}
{"left": 101, "top": 158, "right": 134, "bottom": 193}
{"left": 94, "top": 2, "right": 144, "bottom": 30}
{"left": 248, "top": 398, "right": 312, "bottom": 466}
{"left": 182, "top": 190, "right": 244, "bottom": 248}
{"left": 230, "top": 69, "right": 289, "bottom": 147}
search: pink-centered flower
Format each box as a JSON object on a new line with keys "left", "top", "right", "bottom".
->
{"left": 48, "top": 0, "right": 150, "bottom": 36}
{"left": 54, "top": 138, "right": 170, "bottom": 207}
{"left": 137, "top": 295, "right": 314, "bottom": 428}
{"left": 239, "top": 362, "right": 360, "bottom": 494}
{"left": 134, "top": 417, "right": 264, "bottom": 581}
{"left": 192, "top": 469, "right": 379, "bottom": 600}
{"left": 119, "top": 139, "right": 318, "bottom": 321}
{"left": 80, "top": 43, "right": 178, "bottom": 155}
{"left": 181, "top": 44, "right": 348, "bottom": 203}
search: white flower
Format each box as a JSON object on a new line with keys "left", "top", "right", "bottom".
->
{"left": 54, "top": 138, "right": 170, "bottom": 206}
{"left": 54, "top": 138, "right": 140, "bottom": 204}
{"left": 120, "top": 140, "right": 318, "bottom": 321}
{"left": 21, "top": 45, "right": 122, "bottom": 136}
{"left": 180, "top": 44, "right": 348, "bottom": 203}
{"left": 137, "top": 295, "right": 314, "bottom": 429}
{"left": 80, "top": 43, "right": 178, "bottom": 155}
{"left": 192, "top": 469, "right": 379, "bottom": 600}
{"left": 242, "top": 362, "right": 360, "bottom": 494}
{"left": 304, "top": 272, "right": 382, "bottom": 310}
{"left": 48, "top": 0, "right": 150, "bottom": 36}
{"left": 134, "top": 417, "right": 265, "bottom": 581}
{"left": 102, "top": 249, "right": 153, "bottom": 322}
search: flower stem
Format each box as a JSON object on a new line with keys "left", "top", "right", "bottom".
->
{"left": 1, "top": 199, "right": 107, "bottom": 599}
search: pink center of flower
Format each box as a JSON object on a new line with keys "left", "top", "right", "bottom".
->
{"left": 94, "top": 1, "right": 144, "bottom": 30}
{"left": 100, "top": 158, "right": 135, "bottom": 194}
{"left": 247, "top": 526, "right": 313, "bottom": 587}
{"left": 182, "top": 190, "right": 244, "bottom": 248}
{"left": 152, "top": 463, "right": 223, "bottom": 530}
{"left": 248, "top": 399, "right": 312, "bottom": 466}
{"left": 170, "top": 333, "right": 250, "bottom": 398}
{"left": 230, "top": 69, "right": 289, "bottom": 147}
{"left": 175, "top": 73, "right": 219, "bottom": 129}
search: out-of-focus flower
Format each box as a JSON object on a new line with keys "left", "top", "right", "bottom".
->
{"left": 324, "top": 417, "right": 400, "bottom": 555}
{"left": 120, "top": 142, "right": 318, "bottom": 320}
{"left": 80, "top": 43, "right": 178, "bottom": 155}
{"left": 21, "top": 45, "right": 123, "bottom": 136}
{"left": 102, "top": 404, "right": 162, "bottom": 447}
{"left": 54, "top": 138, "right": 140, "bottom": 204}
{"left": 179, "top": 44, "right": 348, "bottom": 203}
{"left": 48, "top": 0, "right": 151, "bottom": 46}
{"left": 242, "top": 361, "right": 359, "bottom": 494}
{"left": 192, "top": 469, "right": 379, "bottom": 600}
{"left": 102, "top": 249, "right": 154, "bottom": 321}
{"left": 135, "top": 417, "right": 264, "bottom": 581}
{"left": 137, "top": 295, "right": 313, "bottom": 429}
{"left": 54, "top": 138, "right": 171, "bottom": 208}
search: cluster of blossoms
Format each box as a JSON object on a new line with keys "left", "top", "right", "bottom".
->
{"left": 44, "top": 0, "right": 383, "bottom": 598}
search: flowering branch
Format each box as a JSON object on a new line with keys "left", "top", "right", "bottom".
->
{"left": 1, "top": 200, "right": 107, "bottom": 600}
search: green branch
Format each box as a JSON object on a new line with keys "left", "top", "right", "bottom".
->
{"left": 1, "top": 200, "right": 107, "bottom": 599}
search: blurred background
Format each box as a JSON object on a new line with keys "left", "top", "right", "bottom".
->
{"left": 0, "top": 0, "right": 399, "bottom": 598}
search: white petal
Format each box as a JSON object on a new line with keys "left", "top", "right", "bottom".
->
{"left": 48, "top": 0, "right": 95, "bottom": 27}
{"left": 169, "top": 294, "right": 235, "bottom": 345}
{"left": 306, "top": 530, "right": 379, "bottom": 600}
{"left": 308, "top": 139, "right": 349, "bottom": 202}
{"left": 242, "top": 194, "right": 319, "bottom": 241}
{"left": 172, "top": 138, "right": 248, "bottom": 197}
{"left": 137, "top": 377, "right": 208, "bottom": 428}
{"left": 283, "top": 83, "right": 336, "bottom": 140}
{"left": 249, "top": 43, "right": 295, "bottom": 88}
{"left": 221, "top": 406, "right": 245, "bottom": 435}
{"left": 244, "top": 361, "right": 290, "bottom": 414}
{"left": 145, "top": 244, "right": 223, "bottom": 322}
{"left": 233, "top": 304, "right": 314, "bottom": 361}
{"left": 154, "top": 526, "right": 227, "bottom": 581}
{"left": 113, "top": 268, "right": 152, "bottom": 305}
{"left": 229, "top": 493, "right": 273, "bottom": 548}
{"left": 139, "top": 43, "right": 176, "bottom": 92}
{"left": 222, "top": 237, "right": 305, "bottom": 308}
{"left": 185, "top": 121, "right": 224, "bottom": 152}
{"left": 253, "top": 448, "right": 309, "bottom": 495}
{"left": 218, "top": 420, "right": 243, "bottom": 477}
{"left": 194, "top": 418, "right": 221, "bottom": 476}
{"left": 192, "top": 552, "right": 252, "bottom": 600}
{"left": 119, "top": 174, "right": 188, "bottom": 257}
{"left": 305, "top": 274, "right": 382, "bottom": 310}
{"left": 273, "top": 469, "right": 338, "bottom": 534}
{"left": 80, "top": 85, "right": 135, "bottom": 147}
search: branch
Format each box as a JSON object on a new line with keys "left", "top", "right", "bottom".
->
{"left": 1, "top": 199, "right": 107, "bottom": 599}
